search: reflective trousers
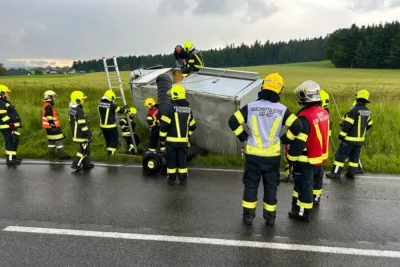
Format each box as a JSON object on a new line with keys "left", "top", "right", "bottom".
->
{"left": 0, "top": 129, "right": 20, "bottom": 159}
{"left": 166, "top": 143, "right": 188, "bottom": 181}
{"left": 101, "top": 127, "right": 118, "bottom": 155}
{"left": 292, "top": 162, "right": 314, "bottom": 213}
{"left": 331, "top": 141, "right": 362, "bottom": 175}
{"left": 149, "top": 126, "right": 165, "bottom": 152}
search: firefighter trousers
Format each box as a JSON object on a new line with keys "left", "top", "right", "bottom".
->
{"left": 292, "top": 162, "right": 314, "bottom": 216}
{"left": 331, "top": 141, "right": 362, "bottom": 176}
{"left": 0, "top": 129, "right": 20, "bottom": 160}
{"left": 101, "top": 127, "right": 118, "bottom": 155}
{"left": 242, "top": 154, "right": 280, "bottom": 217}
{"left": 72, "top": 142, "right": 91, "bottom": 168}
{"left": 149, "top": 126, "right": 165, "bottom": 152}
{"left": 313, "top": 165, "right": 324, "bottom": 203}
{"left": 123, "top": 134, "right": 141, "bottom": 153}
{"left": 166, "top": 143, "right": 188, "bottom": 181}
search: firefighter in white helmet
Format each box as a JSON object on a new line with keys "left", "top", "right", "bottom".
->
{"left": 42, "top": 90, "right": 71, "bottom": 160}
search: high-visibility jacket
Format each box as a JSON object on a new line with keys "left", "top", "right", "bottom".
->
{"left": 339, "top": 103, "right": 372, "bottom": 144}
{"left": 42, "top": 102, "right": 60, "bottom": 128}
{"left": 120, "top": 117, "right": 136, "bottom": 137}
{"left": 98, "top": 99, "right": 126, "bottom": 129}
{"left": 184, "top": 49, "right": 204, "bottom": 71}
{"left": 287, "top": 105, "right": 330, "bottom": 166}
{"left": 228, "top": 99, "right": 303, "bottom": 157}
{"left": 68, "top": 104, "right": 91, "bottom": 143}
{"left": 324, "top": 107, "right": 332, "bottom": 137}
{"left": 0, "top": 98, "right": 21, "bottom": 130}
{"left": 159, "top": 100, "right": 196, "bottom": 143}
{"left": 147, "top": 105, "right": 160, "bottom": 128}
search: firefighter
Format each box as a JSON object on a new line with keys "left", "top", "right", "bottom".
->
{"left": 286, "top": 80, "right": 330, "bottom": 222}
{"left": 159, "top": 85, "right": 196, "bottom": 185}
{"left": 98, "top": 90, "right": 129, "bottom": 156}
{"left": 120, "top": 107, "right": 141, "bottom": 154}
{"left": 144, "top": 97, "right": 165, "bottom": 153}
{"left": 181, "top": 41, "right": 204, "bottom": 76}
{"left": 42, "top": 90, "right": 71, "bottom": 160}
{"left": 68, "top": 91, "right": 94, "bottom": 170}
{"left": 228, "top": 73, "right": 303, "bottom": 226}
{"left": 174, "top": 45, "right": 189, "bottom": 67}
{"left": 325, "top": 89, "right": 373, "bottom": 179}
{"left": 0, "top": 84, "right": 22, "bottom": 165}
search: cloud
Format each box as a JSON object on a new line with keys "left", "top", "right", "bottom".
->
{"left": 348, "top": 0, "right": 400, "bottom": 12}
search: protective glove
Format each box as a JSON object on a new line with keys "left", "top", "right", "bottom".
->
{"left": 9, "top": 122, "right": 16, "bottom": 131}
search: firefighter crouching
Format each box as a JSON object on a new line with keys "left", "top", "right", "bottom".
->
{"left": 98, "top": 90, "right": 129, "bottom": 156}
{"left": 286, "top": 80, "right": 330, "bottom": 222}
{"left": 120, "top": 107, "right": 141, "bottom": 154}
{"left": 228, "top": 73, "right": 303, "bottom": 226}
{"left": 159, "top": 85, "right": 196, "bottom": 185}
{"left": 0, "top": 85, "right": 22, "bottom": 165}
{"left": 181, "top": 41, "right": 204, "bottom": 77}
{"left": 325, "top": 89, "right": 373, "bottom": 179}
{"left": 42, "top": 90, "right": 71, "bottom": 160}
{"left": 145, "top": 98, "right": 165, "bottom": 153}
{"left": 68, "top": 91, "right": 94, "bottom": 170}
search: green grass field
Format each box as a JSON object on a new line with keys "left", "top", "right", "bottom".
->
{"left": 1, "top": 60, "right": 400, "bottom": 173}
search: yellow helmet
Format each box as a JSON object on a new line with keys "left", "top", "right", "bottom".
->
{"left": 320, "top": 89, "right": 329, "bottom": 108}
{"left": 183, "top": 41, "right": 194, "bottom": 52}
{"left": 144, "top": 98, "right": 156, "bottom": 108}
{"left": 355, "top": 89, "right": 370, "bottom": 103}
{"left": 261, "top": 73, "right": 285, "bottom": 94}
{"left": 170, "top": 85, "right": 186, "bottom": 100}
{"left": 44, "top": 90, "right": 57, "bottom": 100}
{"left": 0, "top": 84, "right": 10, "bottom": 96}
{"left": 129, "top": 107, "right": 137, "bottom": 115}
{"left": 70, "top": 91, "right": 87, "bottom": 105}
{"left": 103, "top": 90, "right": 116, "bottom": 101}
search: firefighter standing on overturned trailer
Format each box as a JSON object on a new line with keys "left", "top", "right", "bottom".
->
{"left": 42, "top": 90, "right": 71, "bottom": 160}
{"left": 325, "top": 89, "right": 373, "bottom": 179}
{"left": 159, "top": 85, "right": 196, "bottom": 185}
{"left": 119, "top": 107, "right": 141, "bottom": 154}
{"left": 181, "top": 41, "right": 204, "bottom": 77}
{"left": 228, "top": 73, "right": 303, "bottom": 226}
{"left": 68, "top": 91, "right": 94, "bottom": 170}
{"left": 286, "top": 80, "right": 330, "bottom": 222}
{"left": 98, "top": 90, "right": 129, "bottom": 156}
{"left": 145, "top": 98, "right": 165, "bottom": 153}
{"left": 0, "top": 85, "right": 22, "bottom": 165}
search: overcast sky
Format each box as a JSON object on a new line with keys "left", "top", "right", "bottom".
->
{"left": 1, "top": 0, "right": 399, "bottom": 68}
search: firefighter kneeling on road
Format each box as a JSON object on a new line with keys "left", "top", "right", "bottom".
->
{"left": 286, "top": 80, "right": 330, "bottom": 222}
{"left": 159, "top": 85, "right": 196, "bottom": 185}
{"left": 228, "top": 73, "right": 303, "bottom": 226}
{"left": 120, "top": 107, "right": 141, "bottom": 154}
{"left": 145, "top": 98, "right": 165, "bottom": 153}
{"left": 42, "top": 90, "right": 71, "bottom": 160}
{"left": 98, "top": 90, "right": 129, "bottom": 156}
{"left": 69, "top": 91, "right": 94, "bottom": 170}
{"left": 0, "top": 85, "right": 22, "bottom": 165}
{"left": 325, "top": 89, "right": 373, "bottom": 179}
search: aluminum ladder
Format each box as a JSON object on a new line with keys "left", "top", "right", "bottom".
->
{"left": 102, "top": 56, "right": 138, "bottom": 154}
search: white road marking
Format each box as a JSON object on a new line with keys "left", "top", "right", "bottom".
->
{"left": 3, "top": 226, "right": 400, "bottom": 258}
{"left": 1, "top": 159, "right": 399, "bottom": 180}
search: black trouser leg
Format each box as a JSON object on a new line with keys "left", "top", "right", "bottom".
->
{"left": 72, "top": 142, "right": 90, "bottom": 170}
{"left": 261, "top": 157, "right": 280, "bottom": 226}
{"left": 1, "top": 129, "right": 14, "bottom": 161}
{"left": 313, "top": 165, "right": 324, "bottom": 204}
{"left": 102, "top": 128, "right": 118, "bottom": 155}
{"left": 347, "top": 144, "right": 362, "bottom": 178}
{"left": 177, "top": 145, "right": 188, "bottom": 184}
{"left": 149, "top": 126, "right": 160, "bottom": 152}
{"left": 291, "top": 162, "right": 314, "bottom": 221}
{"left": 166, "top": 143, "right": 177, "bottom": 184}
{"left": 242, "top": 155, "right": 262, "bottom": 223}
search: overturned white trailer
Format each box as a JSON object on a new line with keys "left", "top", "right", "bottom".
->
{"left": 129, "top": 67, "right": 264, "bottom": 156}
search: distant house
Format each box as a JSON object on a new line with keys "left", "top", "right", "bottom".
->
{"left": 67, "top": 69, "right": 76, "bottom": 74}
{"left": 46, "top": 69, "right": 59, "bottom": 74}
{"left": 7, "top": 69, "right": 32, "bottom": 76}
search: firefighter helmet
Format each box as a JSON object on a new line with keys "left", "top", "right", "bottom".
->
{"left": 355, "top": 89, "right": 370, "bottom": 103}
{"left": 295, "top": 80, "right": 321, "bottom": 104}
{"left": 170, "top": 85, "right": 186, "bottom": 100}
{"left": 183, "top": 41, "right": 194, "bottom": 52}
{"left": 44, "top": 90, "right": 57, "bottom": 100}
{"left": 70, "top": 91, "right": 87, "bottom": 105}
{"left": 320, "top": 89, "right": 329, "bottom": 108}
{"left": 144, "top": 98, "right": 156, "bottom": 108}
{"left": 129, "top": 107, "right": 137, "bottom": 115}
{"left": 261, "top": 73, "right": 285, "bottom": 94}
{"left": 0, "top": 84, "right": 10, "bottom": 96}
{"left": 103, "top": 90, "right": 116, "bottom": 101}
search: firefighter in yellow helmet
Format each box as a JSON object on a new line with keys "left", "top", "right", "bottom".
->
{"left": 228, "top": 73, "right": 303, "bottom": 226}
{"left": 68, "top": 91, "right": 94, "bottom": 170}
{"left": 119, "top": 107, "right": 141, "bottom": 154}
{"left": 326, "top": 89, "right": 373, "bottom": 179}
{"left": 181, "top": 41, "right": 204, "bottom": 77}
{"left": 159, "top": 85, "right": 196, "bottom": 185}
{"left": 145, "top": 97, "right": 165, "bottom": 153}
{"left": 98, "top": 90, "right": 129, "bottom": 156}
{"left": 42, "top": 90, "right": 71, "bottom": 160}
{"left": 0, "top": 85, "right": 22, "bottom": 165}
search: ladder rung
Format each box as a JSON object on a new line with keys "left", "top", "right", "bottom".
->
{"left": 108, "top": 76, "right": 119, "bottom": 78}
{"left": 107, "top": 65, "right": 116, "bottom": 68}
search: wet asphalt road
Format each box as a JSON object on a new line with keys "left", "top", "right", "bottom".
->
{"left": 0, "top": 161, "right": 400, "bottom": 266}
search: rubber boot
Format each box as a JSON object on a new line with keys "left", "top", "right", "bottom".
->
{"left": 71, "top": 156, "right": 83, "bottom": 171}
{"left": 48, "top": 148, "right": 57, "bottom": 159}
{"left": 243, "top": 207, "right": 256, "bottom": 225}
{"left": 300, "top": 208, "right": 311, "bottom": 223}
{"left": 345, "top": 168, "right": 356, "bottom": 179}
{"left": 355, "top": 166, "right": 364, "bottom": 174}
{"left": 263, "top": 210, "right": 276, "bottom": 226}
{"left": 288, "top": 197, "right": 300, "bottom": 219}
{"left": 325, "top": 172, "right": 341, "bottom": 179}
{"left": 82, "top": 157, "right": 94, "bottom": 169}
{"left": 57, "top": 147, "right": 71, "bottom": 160}
{"left": 167, "top": 173, "right": 176, "bottom": 185}
{"left": 179, "top": 174, "right": 188, "bottom": 185}
{"left": 6, "top": 155, "right": 21, "bottom": 165}
{"left": 313, "top": 194, "right": 321, "bottom": 206}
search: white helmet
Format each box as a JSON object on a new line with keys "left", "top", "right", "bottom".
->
{"left": 294, "top": 80, "right": 321, "bottom": 104}
{"left": 44, "top": 90, "right": 57, "bottom": 100}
